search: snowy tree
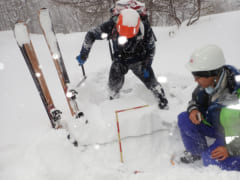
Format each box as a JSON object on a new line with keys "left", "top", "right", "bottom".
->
{"left": 0, "top": 0, "right": 240, "bottom": 33}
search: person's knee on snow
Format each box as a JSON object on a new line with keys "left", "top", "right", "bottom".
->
{"left": 202, "top": 142, "right": 240, "bottom": 171}
{"left": 177, "top": 44, "right": 240, "bottom": 170}
{"left": 177, "top": 112, "right": 190, "bottom": 130}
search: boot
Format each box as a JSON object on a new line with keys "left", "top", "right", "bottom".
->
{"left": 109, "top": 90, "right": 120, "bottom": 100}
{"left": 158, "top": 94, "right": 168, "bottom": 109}
{"left": 151, "top": 85, "right": 168, "bottom": 109}
{"left": 180, "top": 151, "right": 201, "bottom": 164}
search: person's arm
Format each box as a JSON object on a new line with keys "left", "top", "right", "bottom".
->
{"left": 79, "top": 19, "right": 115, "bottom": 61}
{"left": 211, "top": 146, "right": 229, "bottom": 161}
{"left": 187, "top": 86, "right": 209, "bottom": 124}
{"left": 187, "top": 86, "right": 208, "bottom": 112}
{"left": 142, "top": 18, "right": 155, "bottom": 67}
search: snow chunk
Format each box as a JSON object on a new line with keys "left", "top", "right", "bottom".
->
{"left": 0, "top": 62, "right": 4, "bottom": 70}
{"left": 39, "top": 8, "right": 60, "bottom": 58}
{"left": 157, "top": 76, "right": 168, "bottom": 84}
{"left": 121, "top": 9, "right": 139, "bottom": 27}
{"left": 14, "top": 22, "right": 30, "bottom": 46}
{"left": 235, "top": 75, "right": 240, "bottom": 82}
{"left": 116, "top": 0, "right": 129, "bottom": 5}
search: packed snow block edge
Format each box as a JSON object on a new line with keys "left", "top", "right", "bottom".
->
{"left": 39, "top": 8, "right": 60, "bottom": 57}
{"left": 14, "top": 22, "right": 30, "bottom": 46}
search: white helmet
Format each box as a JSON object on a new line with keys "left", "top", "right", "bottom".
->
{"left": 186, "top": 44, "right": 226, "bottom": 73}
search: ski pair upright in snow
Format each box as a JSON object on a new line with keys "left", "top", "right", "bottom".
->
{"left": 14, "top": 8, "right": 87, "bottom": 146}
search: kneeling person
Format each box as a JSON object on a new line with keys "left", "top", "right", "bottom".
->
{"left": 178, "top": 44, "right": 240, "bottom": 171}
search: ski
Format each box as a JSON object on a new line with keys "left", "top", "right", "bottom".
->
{"left": 38, "top": 8, "right": 86, "bottom": 120}
{"left": 14, "top": 22, "right": 62, "bottom": 129}
{"left": 14, "top": 21, "right": 80, "bottom": 146}
{"left": 38, "top": 8, "right": 69, "bottom": 84}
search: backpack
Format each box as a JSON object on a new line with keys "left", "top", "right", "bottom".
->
{"left": 110, "top": 0, "right": 147, "bottom": 41}
{"left": 110, "top": 0, "right": 148, "bottom": 18}
{"left": 108, "top": 0, "right": 156, "bottom": 61}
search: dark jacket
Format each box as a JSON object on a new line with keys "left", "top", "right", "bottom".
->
{"left": 187, "top": 65, "right": 240, "bottom": 155}
{"left": 187, "top": 65, "right": 240, "bottom": 113}
{"left": 80, "top": 16, "right": 155, "bottom": 65}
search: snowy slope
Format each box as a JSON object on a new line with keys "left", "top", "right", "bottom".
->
{"left": 0, "top": 11, "right": 240, "bottom": 180}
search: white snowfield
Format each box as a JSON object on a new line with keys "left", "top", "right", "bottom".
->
{"left": 1, "top": 11, "right": 240, "bottom": 180}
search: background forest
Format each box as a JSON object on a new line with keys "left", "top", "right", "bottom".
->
{"left": 1, "top": 0, "right": 240, "bottom": 33}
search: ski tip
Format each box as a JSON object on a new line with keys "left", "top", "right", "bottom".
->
{"left": 39, "top": 7, "right": 49, "bottom": 16}
{"left": 40, "top": 7, "right": 48, "bottom": 10}
{"left": 14, "top": 22, "right": 30, "bottom": 46}
{"left": 16, "top": 20, "right": 24, "bottom": 23}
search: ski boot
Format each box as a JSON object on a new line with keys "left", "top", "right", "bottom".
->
{"left": 109, "top": 90, "right": 120, "bottom": 100}
{"left": 180, "top": 151, "right": 201, "bottom": 164}
{"left": 151, "top": 84, "right": 168, "bottom": 109}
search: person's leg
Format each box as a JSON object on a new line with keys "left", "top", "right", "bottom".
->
{"left": 202, "top": 142, "right": 240, "bottom": 171}
{"left": 130, "top": 62, "right": 167, "bottom": 108}
{"left": 178, "top": 112, "right": 215, "bottom": 156}
{"left": 108, "top": 61, "right": 128, "bottom": 99}
{"left": 130, "top": 62, "right": 158, "bottom": 89}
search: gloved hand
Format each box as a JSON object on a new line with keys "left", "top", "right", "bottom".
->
{"left": 143, "top": 69, "right": 150, "bottom": 78}
{"left": 76, "top": 55, "right": 86, "bottom": 65}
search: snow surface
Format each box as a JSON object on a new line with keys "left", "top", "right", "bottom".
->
{"left": 121, "top": 9, "right": 140, "bottom": 27}
{"left": 1, "top": 11, "right": 240, "bottom": 180}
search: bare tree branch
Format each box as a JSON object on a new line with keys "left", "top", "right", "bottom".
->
{"left": 169, "top": 0, "right": 182, "bottom": 27}
{"left": 187, "top": 0, "right": 201, "bottom": 26}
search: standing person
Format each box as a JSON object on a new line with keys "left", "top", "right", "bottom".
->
{"left": 178, "top": 44, "right": 240, "bottom": 171}
{"left": 76, "top": 8, "right": 168, "bottom": 109}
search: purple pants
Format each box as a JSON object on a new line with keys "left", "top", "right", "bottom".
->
{"left": 178, "top": 112, "right": 240, "bottom": 171}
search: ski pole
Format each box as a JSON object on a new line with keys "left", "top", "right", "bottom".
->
{"left": 81, "top": 64, "right": 86, "bottom": 78}
{"left": 76, "top": 64, "right": 87, "bottom": 88}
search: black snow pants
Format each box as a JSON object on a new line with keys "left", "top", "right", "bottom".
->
{"left": 108, "top": 60, "right": 165, "bottom": 101}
